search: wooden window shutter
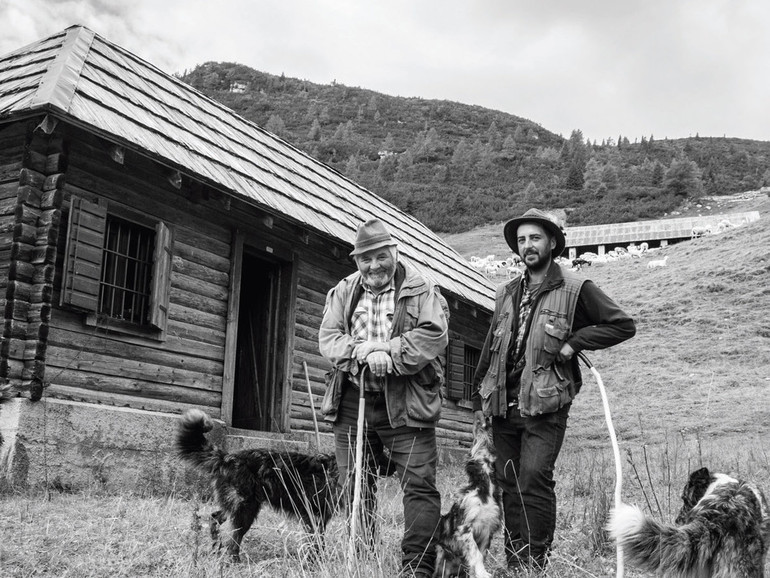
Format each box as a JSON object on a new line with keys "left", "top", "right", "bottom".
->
{"left": 446, "top": 338, "right": 466, "bottom": 400}
{"left": 149, "top": 221, "right": 173, "bottom": 331}
{"left": 60, "top": 196, "right": 107, "bottom": 311}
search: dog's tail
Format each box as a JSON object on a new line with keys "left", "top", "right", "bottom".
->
{"left": 176, "top": 409, "right": 227, "bottom": 474}
{"left": 608, "top": 502, "right": 711, "bottom": 575}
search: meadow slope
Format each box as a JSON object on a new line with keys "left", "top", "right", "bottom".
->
{"left": 444, "top": 197, "right": 769, "bottom": 451}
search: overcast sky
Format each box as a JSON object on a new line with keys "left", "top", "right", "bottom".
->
{"left": 3, "top": 0, "right": 769, "bottom": 143}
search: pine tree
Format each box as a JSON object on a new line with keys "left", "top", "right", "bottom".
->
{"left": 663, "top": 156, "right": 703, "bottom": 198}
{"left": 565, "top": 161, "right": 585, "bottom": 190}
{"left": 307, "top": 118, "right": 322, "bottom": 141}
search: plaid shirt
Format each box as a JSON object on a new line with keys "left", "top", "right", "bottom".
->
{"left": 350, "top": 278, "right": 395, "bottom": 392}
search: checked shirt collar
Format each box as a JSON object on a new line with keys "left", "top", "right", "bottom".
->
{"left": 351, "top": 277, "right": 395, "bottom": 391}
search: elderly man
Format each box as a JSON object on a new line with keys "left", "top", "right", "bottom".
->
{"left": 472, "top": 208, "right": 635, "bottom": 572}
{"left": 319, "top": 218, "right": 448, "bottom": 577}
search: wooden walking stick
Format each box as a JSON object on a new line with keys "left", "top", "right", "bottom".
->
{"left": 348, "top": 365, "right": 368, "bottom": 569}
{"left": 302, "top": 360, "right": 322, "bottom": 449}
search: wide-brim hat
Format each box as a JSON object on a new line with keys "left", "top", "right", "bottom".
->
{"left": 503, "top": 208, "right": 566, "bottom": 257}
{"left": 350, "top": 218, "right": 397, "bottom": 256}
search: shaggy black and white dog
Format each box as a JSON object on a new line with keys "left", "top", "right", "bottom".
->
{"left": 434, "top": 422, "right": 502, "bottom": 578}
{"left": 608, "top": 466, "right": 770, "bottom": 577}
{"left": 176, "top": 409, "right": 340, "bottom": 560}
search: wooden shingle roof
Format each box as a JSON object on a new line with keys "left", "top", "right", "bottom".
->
{"left": 0, "top": 26, "right": 495, "bottom": 310}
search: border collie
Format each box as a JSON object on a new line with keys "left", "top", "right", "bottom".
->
{"left": 176, "top": 409, "right": 340, "bottom": 560}
{"left": 434, "top": 422, "right": 502, "bottom": 578}
{"left": 608, "top": 466, "right": 769, "bottom": 577}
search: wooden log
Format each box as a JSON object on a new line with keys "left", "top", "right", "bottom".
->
{"left": 45, "top": 367, "right": 223, "bottom": 407}
{"left": 172, "top": 256, "right": 229, "bottom": 287}
{"left": 12, "top": 222, "right": 36, "bottom": 245}
{"left": 167, "top": 301, "right": 227, "bottom": 333}
{"left": 168, "top": 285, "right": 228, "bottom": 318}
{"left": 174, "top": 239, "right": 230, "bottom": 273}
{"left": 42, "top": 173, "right": 65, "bottom": 191}
{"left": 44, "top": 383, "right": 221, "bottom": 418}
{"left": 165, "top": 318, "right": 226, "bottom": 347}
{"left": 17, "top": 185, "right": 43, "bottom": 207}
{"left": 45, "top": 345, "right": 223, "bottom": 391}
{"left": 172, "top": 271, "right": 229, "bottom": 302}
{"left": 19, "top": 168, "right": 44, "bottom": 189}
{"left": 174, "top": 226, "right": 230, "bottom": 259}
{"left": 0, "top": 162, "right": 22, "bottom": 184}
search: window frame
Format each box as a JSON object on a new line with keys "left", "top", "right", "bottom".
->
{"left": 446, "top": 334, "right": 482, "bottom": 404}
{"left": 60, "top": 195, "right": 173, "bottom": 341}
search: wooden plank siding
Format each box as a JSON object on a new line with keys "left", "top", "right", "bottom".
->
{"left": 45, "top": 128, "right": 231, "bottom": 418}
{"left": 2, "top": 120, "right": 488, "bottom": 449}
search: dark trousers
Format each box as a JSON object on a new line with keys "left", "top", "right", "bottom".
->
{"left": 333, "top": 383, "right": 441, "bottom": 574}
{"left": 492, "top": 403, "right": 570, "bottom": 566}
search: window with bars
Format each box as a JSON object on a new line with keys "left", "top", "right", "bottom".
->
{"left": 447, "top": 338, "right": 481, "bottom": 401}
{"left": 462, "top": 344, "right": 481, "bottom": 400}
{"left": 61, "top": 196, "right": 173, "bottom": 335}
{"left": 99, "top": 216, "right": 155, "bottom": 324}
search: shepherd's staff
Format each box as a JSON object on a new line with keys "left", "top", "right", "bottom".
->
{"left": 302, "top": 360, "right": 322, "bottom": 449}
{"left": 577, "top": 351, "right": 624, "bottom": 578}
{"left": 348, "top": 364, "right": 368, "bottom": 568}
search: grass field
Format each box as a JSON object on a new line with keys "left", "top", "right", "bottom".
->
{"left": 1, "top": 196, "right": 768, "bottom": 577}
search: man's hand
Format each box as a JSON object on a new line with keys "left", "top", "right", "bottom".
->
{"left": 473, "top": 410, "right": 487, "bottom": 432}
{"left": 556, "top": 342, "right": 575, "bottom": 363}
{"left": 365, "top": 350, "right": 393, "bottom": 378}
{"left": 353, "top": 341, "right": 390, "bottom": 364}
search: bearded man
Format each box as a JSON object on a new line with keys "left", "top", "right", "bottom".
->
{"left": 472, "top": 208, "right": 636, "bottom": 571}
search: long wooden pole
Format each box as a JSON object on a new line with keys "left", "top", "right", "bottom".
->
{"left": 302, "top": 360, "right": 322, "bottom": 449}
{"left": 348, "top": 367, "right": 367, "bottom": 569}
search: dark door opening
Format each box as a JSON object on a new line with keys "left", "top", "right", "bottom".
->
{"left": 232, "top": 251, "right": 286, "bottom": 431}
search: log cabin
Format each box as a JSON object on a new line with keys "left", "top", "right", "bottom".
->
{"left": 0, "top": 26, "right": 494, "bottom": 490}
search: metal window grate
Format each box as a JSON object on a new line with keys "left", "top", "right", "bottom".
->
{"left": 99, "top": 216, "right": 155, "bottom": 324}
{"left": 462, "top": 344, "right": 481, "bottom": 400}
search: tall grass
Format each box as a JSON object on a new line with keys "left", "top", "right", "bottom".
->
{"left": 1, "top": 431, "right": 767, "bottom": 577}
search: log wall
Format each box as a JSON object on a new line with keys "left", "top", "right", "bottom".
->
{"left": 1, "top": 119, "right": 491, "bottom": 449}
{"left": 45, "top": 126, "right": 230, "bottom": 418}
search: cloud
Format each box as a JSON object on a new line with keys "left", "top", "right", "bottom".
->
{"left": 1, "top": 0, "right": 768, "bottom": 141}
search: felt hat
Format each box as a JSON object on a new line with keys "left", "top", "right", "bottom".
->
{"left": 503, "top": 208, "right": 566, "bottom": 257}
{"left": 349, "top": 219, "right": 397, "bottom": 256}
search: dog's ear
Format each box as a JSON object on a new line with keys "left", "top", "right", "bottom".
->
{"left": 691, "top": 467, "right": 711, "bottom": 483}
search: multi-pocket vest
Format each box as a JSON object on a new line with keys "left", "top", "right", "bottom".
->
{"left": 480, "top": 270, "right": 585, "bottom": 417}
{"left": 518, "top": 274, "right": 585, "bottom": 416}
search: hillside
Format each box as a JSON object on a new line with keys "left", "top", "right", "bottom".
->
{"left": 179, "top": 62, "right": 770, "bottom": 233}
{"left": 448, "top": 196, "right": 770, "bottom": 449}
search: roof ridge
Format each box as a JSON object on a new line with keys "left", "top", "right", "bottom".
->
{"left": 29, "top": 26, "right": 95, "bottom": 113}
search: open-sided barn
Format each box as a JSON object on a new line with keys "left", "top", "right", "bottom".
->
{"left": 0, "top": 26, "right": 494, "bottom": 490}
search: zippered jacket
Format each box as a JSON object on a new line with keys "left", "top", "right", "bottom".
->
{"left": 319, "top": 262, "right": 449, "bottom": 428}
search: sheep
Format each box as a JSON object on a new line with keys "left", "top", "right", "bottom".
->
{"left": 716, "top": 219, "right": 735, "bottom": 233}
{"left": 646, "top": 255, "right": 669, "bottom": 269}
{"left": 627, "top": 242, "right": 649, "bottom": 257}
{"left": 691, "top": 225, "right": 711, "bottom": 239}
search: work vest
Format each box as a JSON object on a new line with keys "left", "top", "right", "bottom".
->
{"left": 519, "top": 273, "right": 585, "bottom": 416}
{"left": 479, "top": 269, "right": 585, "bottom": 417}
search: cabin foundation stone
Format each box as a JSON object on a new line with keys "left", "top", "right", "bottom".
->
{"left": 0, "top": 397, "right": 224, "bottom": 494}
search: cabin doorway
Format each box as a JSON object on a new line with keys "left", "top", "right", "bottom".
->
{"left": 232, "top": 250, "right": 291, "bottom": 431}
